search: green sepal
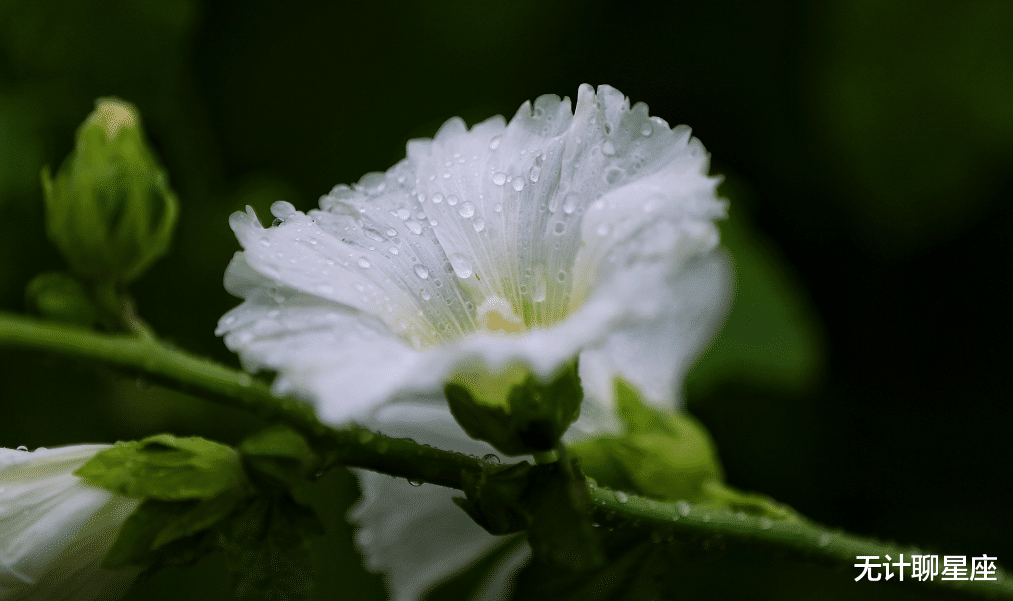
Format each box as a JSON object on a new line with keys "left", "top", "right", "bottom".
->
{"left": 219, "top": 493, "right": 324, "bottom": 601}
{"left": 75, "top": 434, "right": 247, "bottom": 501}
{"left": 238, "top": 425, "right": 318, "bottom": 486}
{"left": 455, "top": 453, "right": 604, "bottom": 572}
{"left": 24, "top": 272, "right": 98, "bottom": 327}
{"left": 446, "top": 360, "right": 582, "bottom": 456}
{"left": 102, "top": 486, "right": 249, "bottom": 569}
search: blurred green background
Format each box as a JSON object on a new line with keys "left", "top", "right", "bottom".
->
{"left": 1, "top": 1, "right": 1010, "bottom": 599}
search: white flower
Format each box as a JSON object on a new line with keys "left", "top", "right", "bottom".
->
{"left": 217, "top": 84, "right": 729, "bottom": 426}
{"left": 0, "top": 445, "right": 141, "bottom": 601}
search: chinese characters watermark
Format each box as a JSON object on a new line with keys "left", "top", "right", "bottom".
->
{"left": 855, "top": 555, "right": 997, "bottom": 582}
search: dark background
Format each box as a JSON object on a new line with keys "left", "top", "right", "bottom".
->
{"left": 1, "top": 1, "right": 1010, "bottom": 599}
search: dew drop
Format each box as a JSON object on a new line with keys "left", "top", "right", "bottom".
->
{"left": 388, "top": 247, "right": 399, "bottom": 255}
{"left": 492, "top": 172, "right": 507, "bottom": 186}
{"left": 488, "top": 135, "right": 501, "bottom": 150}
{"left": 493, "top": 203, "right": 503, "bottom": 213}
{"left": 562, "top": 195, "right": 577, "bottom": 214}
{"left": 431, "top": 193, "right": 444, "bottom": 204}
{"left": 676, "top": 501, "right": 691, "bottom": 517}
{"left": 405, "top": 220, "right": 423, "bottom": 235}
{"left": 482, "top": 453, "right": 501, "bottom": 464}
{"left": 602, "top": 140, "right": 616, "bottom": 156}
{"left": 449, "top": 253, "right": 473, "bottom": 279}
{"left": 364, "top": 228, "right": 385, "bottom": 242}
{"left": 605, "top": 168, "right": 624, "bottom": 185}
{"left": 420, "top": 289, "right": 431, "bottom": 300}
{"left": 596, "top": 223, "right": 611, "bottom": 236}
{"left": 529, "top": 165, "right": 541, "bottom": 182}
{"left": 357, "top": 257, "right": 370, "bottom": 269}
{"left": 446, "top": 195, "right": 459, "bottom": 206}
{"left": 557, "top": 270, "right": 566, "bottom": 282}
{"left": 408, "top": 479, "right": 423, "bottom": 487}
{"left": 414, "top": 265, "right": 429, "bottom": 279}
{"left": 396, "top": 208, "right": 411, "bottom": 220}
{"left": 615, "top": 491, "right": 629, "bottom": 503}
{"left": 442, "top": 171, "right": 452, "bottom": 179}
{"left": 16, "top": 446, "right": 28, "bottom": 452}
{"left": 553, "top": 222, "right": 566, "bottom": 235}
{"left": 641, "top": 125, "right": 652, "bottom": 136}
{"left": 511, "top": 177, "right": 525, "bottom": 191}
{"left": 258, "top": 237, "right": 271, "bottom": 247}
{"left": 458, "top": 202, "right": 475, "bottom": 218}
{"left": 473, "top": 217, "right": 486, "bottom": 232}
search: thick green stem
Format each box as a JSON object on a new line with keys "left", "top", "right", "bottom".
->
{"left": 2, "top": 311, "right": 1011, "bottom": 599}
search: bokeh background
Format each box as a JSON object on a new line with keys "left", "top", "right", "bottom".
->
{"left": 1, "top": 1, "right": 1010, "bottom": 599}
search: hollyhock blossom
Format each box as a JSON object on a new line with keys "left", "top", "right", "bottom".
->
{"left": 0, "top": 445, "right": 140, "bottom": 600}
{"left": 217, "top": 84, "right": 728, "bottom": 427}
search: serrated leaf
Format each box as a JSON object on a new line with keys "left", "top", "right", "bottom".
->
{"left": 75, "top": 434, "right": 246, "bottom": 501}
{"left": 219, "top": 494, "right": 323, "bottom": 601}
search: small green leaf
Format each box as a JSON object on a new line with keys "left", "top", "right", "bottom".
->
{"left": 103, "top": 487, "right": 247, "bottom": 568}
{"left": 219, "top": 494, "right": 323, "bottom": 601}
{"left": 239, "top": 425, "right": 318, "bottom": 486}
{"left": 75, "top": 434, "right": 247, "bottom": 501}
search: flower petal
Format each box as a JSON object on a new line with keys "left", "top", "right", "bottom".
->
{"left": 218, "top": 84, "right": 727, "bottom": 424}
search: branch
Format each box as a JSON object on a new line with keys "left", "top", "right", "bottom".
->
{"left": 3, "top": 311, "right": 1011, "bottom": 599}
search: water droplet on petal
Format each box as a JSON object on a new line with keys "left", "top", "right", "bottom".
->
{"left": 420, "top": 289, "right": 431, "bottom": 300}
{"left": 16, "top": 445, "right": 28, "bottom": 452}
{"left": 493, "top": 203, "right": 503, "bottom": 213}
{"left": 488, "top": 135, "right": 501, "bottom": 150}
{"left": 492, "top": 172, "right": 507, "bottom": 186}
{"left": 405, "top": 220, "right": 423, "bottom": 235}
{"left": 396, "top": 208, "right": 411, "bottom": 220}
{"left": 473, "top": 217, "right": 485, "bottom": 232}
{"left": 414, "top": 265, "right": 429, "bottom": 279}
{"left": 511, "top": 177, "right": 525, "bottom": 191}
{"left": 641, "top": 124, "right": 653, "bottom": 136}
{"left": 448, "top": 253, "right": 473, "bottom": 279}
{"left": 357, "top": 257, "right": 370, "bottom": 269}
{"left": 562, "top": 195, "right": 577, "bottom": 214}
{"left": 602, "top": 141, "right": 616, "bottom": 156}
{"left": 596, "top": 223, "right": 611, "bottom": 236}
{"left": 431, "top": 193, "right": 444, "bottom": 204}
{"left": 553, "top": 222, "right": 566, "bottom": 235}
{"left": 557, "top": 270, "right": 566, "bottom": 282}
{"left": 408, "top": 479, "right": 423, "bottom": 486}
{"left": 529, "top": 165, "right": 541, "bottom": 182}
{"left": 364, "top": 228, "right": 385, "bottom": 242}
{"left": 458, "top": 202, "right": 475, "bottom": 218}
{"left": 388, "top": 247, "right": 399, "bottom": 255}
{"left": 482, "top": 453, "right": 501, "bottom": 464}
{"left": 605, "top": 168, "right": 624, "bottom": 184}
{"left": 446, "top": 195, "right": 459, "bottom": 206}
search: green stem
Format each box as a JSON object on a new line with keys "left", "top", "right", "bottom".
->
{"left": 2, "top": 311, "right": 1010, "bottom": 599}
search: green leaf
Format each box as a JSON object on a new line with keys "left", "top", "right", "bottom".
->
{"left": 103, "top": 487, "right": 248, "bottom": 568}
{"left": 446, "top": 360, "right": 582, "bottom": 456}
{"left": 239, "top": 425, "right": 318, "bottom": 486}
{"left": 219, "top": 494, "right": 324, "bottom": 601}
{"left": 75, "top": 433, "right": 247, "bottom": 500}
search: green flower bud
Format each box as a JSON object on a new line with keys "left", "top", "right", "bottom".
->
{"left": 41, "top": 97, "right": 178, "bottom": 283}
{"left": 445, "top": 360, "right": 582, "bottom": 456}
{"left": 24, "top": 272, "right": 98, "bottom": 327}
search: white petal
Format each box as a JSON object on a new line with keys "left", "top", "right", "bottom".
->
{"left": 349, "top": 403, "right": 525, "bottom": 601}
{"left": 219, "top": 84, "right": 727, "bottom": 424}
{"left": 0, "top": 446, "right": 140, "bottom": 601}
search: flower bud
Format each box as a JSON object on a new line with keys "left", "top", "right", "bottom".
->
{"left": 24, "top": 272, "right": 98, "bottom": 327}
{"left": 0, "top": 445, "right": 141, "bottom": 600}
{"left": 41, "top": 98, "right": 178, "bottom": 283}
